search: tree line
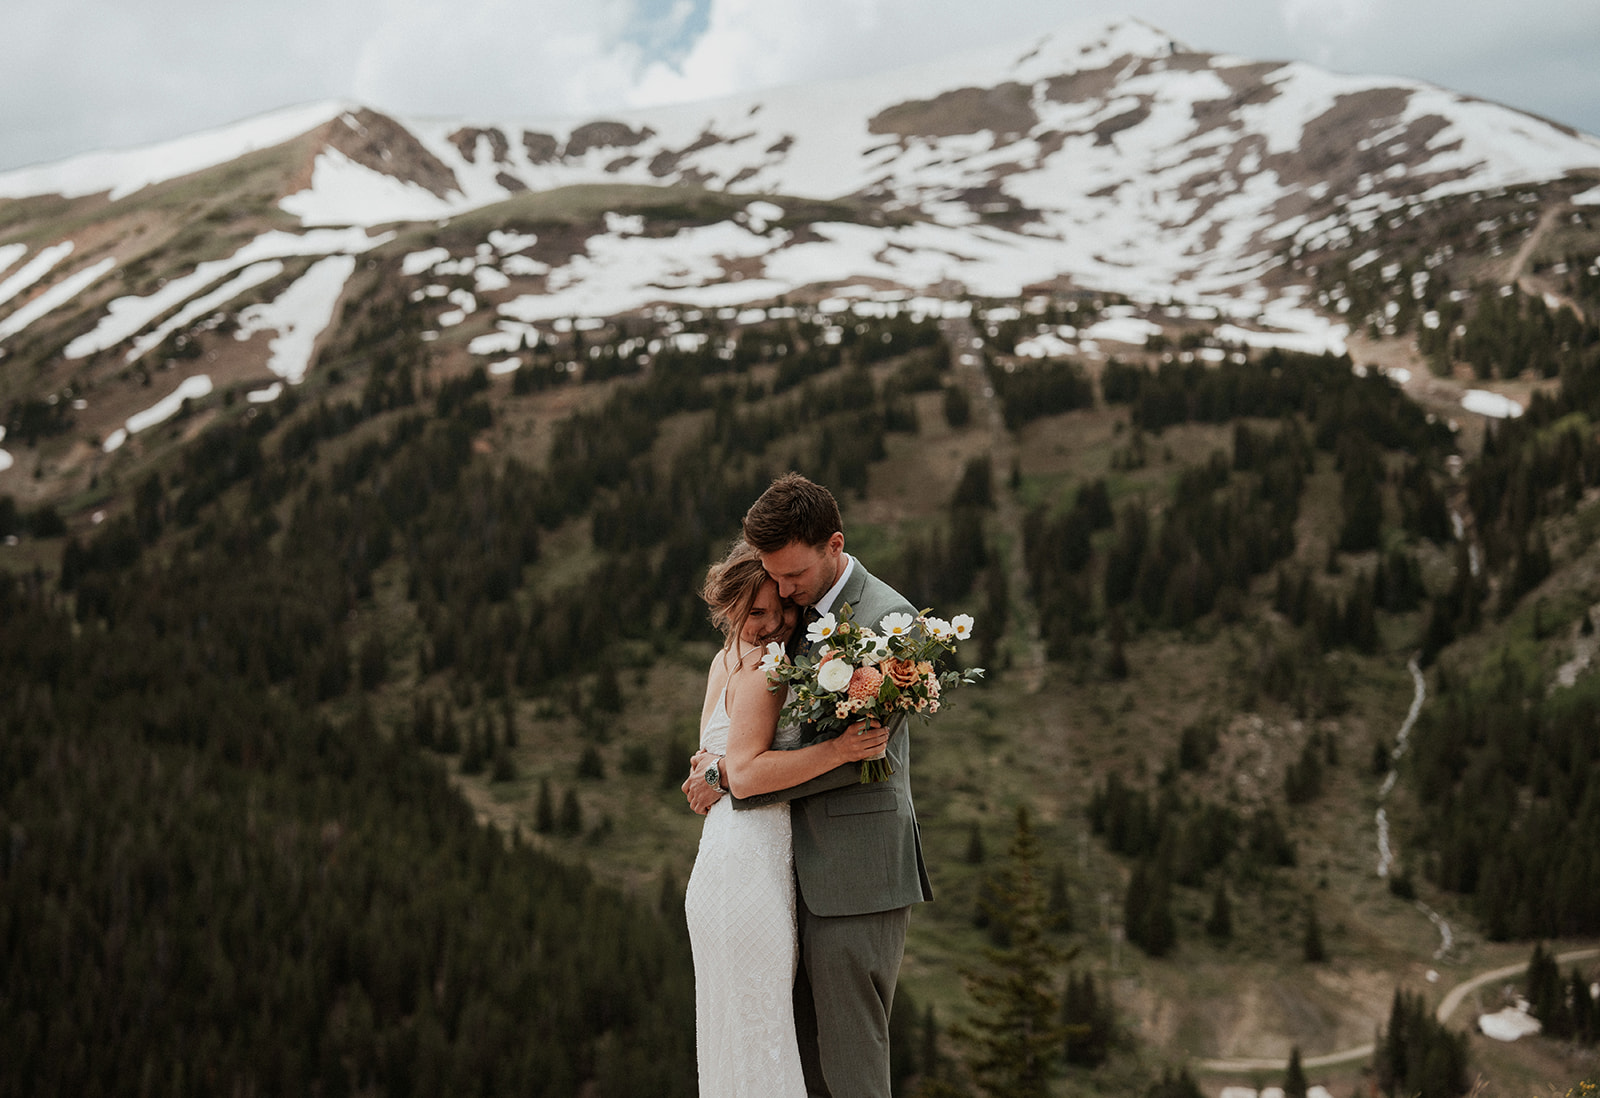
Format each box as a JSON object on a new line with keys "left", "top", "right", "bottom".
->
{"left": 0, "top": 300, "right": 974, "bottom": 1096}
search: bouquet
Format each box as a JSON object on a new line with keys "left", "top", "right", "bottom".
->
{"left": 761, "top": 602, "right": 984, "bottom": 782}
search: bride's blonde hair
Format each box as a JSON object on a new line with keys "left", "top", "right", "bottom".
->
{"left": 702, "top": 539, "right": 771, "bottom": 648}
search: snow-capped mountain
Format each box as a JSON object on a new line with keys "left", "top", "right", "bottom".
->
{"left": 2, "top": 16, "right": 1599, "bottom": 472}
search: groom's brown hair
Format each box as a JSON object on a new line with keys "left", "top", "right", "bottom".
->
{"left": 743, "top": 472, "right": 842, "bottom": 552}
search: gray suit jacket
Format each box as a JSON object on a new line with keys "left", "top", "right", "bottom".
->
{"left": 735, "top": 562, "right": 934, "bottom": 917}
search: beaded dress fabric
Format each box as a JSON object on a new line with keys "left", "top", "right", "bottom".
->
{"left": 685, "top": 687, "right": 806, "bottom": 1098}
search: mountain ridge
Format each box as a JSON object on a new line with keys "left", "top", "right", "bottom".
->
{"left": 3, "top": 16, "right": 1600, "bottom": 483}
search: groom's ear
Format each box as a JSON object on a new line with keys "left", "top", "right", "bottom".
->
{"left": 827, "top": 531, "right": 844, "bottom": 555}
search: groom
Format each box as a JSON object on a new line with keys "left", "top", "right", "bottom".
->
{"left": 689, "top": 472, "right": 933, "bottom": 1098}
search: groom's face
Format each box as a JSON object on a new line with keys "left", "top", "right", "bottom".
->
{"left": 759, "top": 533, "right": 844, "bottom": 608}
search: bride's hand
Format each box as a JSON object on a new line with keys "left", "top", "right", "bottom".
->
{"left": 834, "top": 717, "right": 890, "bottom": 763}
{"left": 683, "top": 752, "right": 724, "bottom": 815}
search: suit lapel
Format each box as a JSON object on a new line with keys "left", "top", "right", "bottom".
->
{"left": 832, "top": 561, "right": 870, "bottom": 626}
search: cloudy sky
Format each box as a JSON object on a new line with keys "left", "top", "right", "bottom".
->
{"left": 5, "top": 0, "right": 1598, "bottom": 174}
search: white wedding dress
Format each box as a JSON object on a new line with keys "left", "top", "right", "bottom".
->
{"left": 685, "top": 687, "right": 807, "bottom": 1098}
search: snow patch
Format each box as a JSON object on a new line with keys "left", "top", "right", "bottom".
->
{"left": 0, "top": 241, "right": 74, "bottom": 310}
{"left": 488, "top": 229, "right": 537, "bottom": 254}
{"left": 474, "top": 266, "right": 510, "bottom": 293}
{"left": 280, "top": 148, "right": 466, "bottom": 226}
{"left": 124, "top": 261, "right": 284, "bottom": 364}
{"left": 66, "top": 228, "right": 385, "bottom": 359}
{"left": 1461, "top": 389, "right": 1523, "bottom": 418}
{"left": 103, "top": 374, "right": 215, "bottom": 450}
{"left": 1478, "top": 1003, "right": 1541, "bottom": 1042}
{"left": 501, "top": 254, "right": 549, "bottom": 277}
{"left": 1215, "top": 319, "right": 1347, "bottom": 356}
{"left": 402, "top": 247, "right": 450, "bottom": 276}
{"left": 233, "top": 254, "right": 358, "bottom": 383}
{"left": 1085, "top": 314, "right": 1162, "bottom": 345}
{"left": 1015, "top": 333, "right": 1077, "bottom": 359}
{"left": 0, "top": 256, "right": 117, "bottom": 343}
{"left": 0, "top": 243, "right": 26, "bottom": 278}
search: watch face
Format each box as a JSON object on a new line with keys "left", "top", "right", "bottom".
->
{"left": 705, "top": 766, "right": 720, "bottom": 788}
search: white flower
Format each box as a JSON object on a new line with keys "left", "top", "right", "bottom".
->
{"left": 951, "top": 613, "right": 975, "bottom": 640}
{"left": 807, "top": 611, "right": 838, "bottom": 644}
{"left": 925, "top": 616, "right": 953, "bottom": 640}
{"left": 816, "top": 658, "right": 855, "bottom": 693}
{"left": 859, "top": 634, "right": 890, "bottom": 666}
{"left": 759, "top": 642, "right": 786, "bottom": 673}
{"left": 879, "top": 612, "right": 915, "bottom": 637}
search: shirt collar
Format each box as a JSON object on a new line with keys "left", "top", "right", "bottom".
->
{"left": 816, "top": 553, "right": 854, "bottom": 616}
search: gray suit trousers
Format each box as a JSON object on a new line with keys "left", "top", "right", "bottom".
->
{"left": 794, "top": 899, "right": 911, "bottom": 1098}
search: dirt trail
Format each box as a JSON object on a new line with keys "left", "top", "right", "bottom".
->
{"left": 1434, "top": 947, "right": 1600, "bottom": 1027}
{"left": 940, "top": 312, "right": 1048, "bottom": 693}
{"left": 1506, "top": 204, "right": 1561, "bottom": 287}
{"left": 1196, "top": 945, "right": 1600, "bottom": 1076}
{"left": 1508, "top": 201, "right": 1589, "bottom": 321}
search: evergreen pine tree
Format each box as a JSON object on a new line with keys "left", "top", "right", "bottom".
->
{"left": 1061, "top": 970, "right": 1113, "bottom": 1067}
{"left": 437, "top": 707, "right": 462, "bottom": 754}
{"left": 558, "top": 787, "right": 583, "bottom": 835}
{"left": 1283, "top": 1045, "right": 1308, "bottom": 1098}
{"left": 535, "top": 778, "right": 555, "bottom": 834}
{"left": 412, "top": 694, "right": 436, "bottom": 749}
{"left": 947, "top": 806, "right": 1068, "bottom": 1098}
{"left": 491, "top": 743, "right": 516, "bottom": 782}
{"left": 1526, "top": 942, "right": 1568, "bottom": 1035}
{"left": 500, "top": 695, "right": 518, "bottom": 749}
{"left": 460, "top": 712, "right": 487, "bottom": 775}
{"left": 972, "top": 873, "right": 1008, "bottom": 947}
{"left": 1570, "top": 968, "right": 1597, "bottom": 1044}
{"left": 1125, "top": 859, "right": 1176, "bottom": 957}
{"left": 966, "top": 822, "right": 986, "bottom": 864}
{"left": 592, "top": 661, "right": 624, "bottom": 713}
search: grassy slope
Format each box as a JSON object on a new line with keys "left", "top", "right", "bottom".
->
{"left": 8, "top": 172, "right": 1600, "bottom": 1095}
{"left": 370, "top": 353, "right": 1588, "bottom": 1096}
{"left": 217, "top": 303, "right": 1597, "bottom": 1094}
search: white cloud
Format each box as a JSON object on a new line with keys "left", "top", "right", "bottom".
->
{"left": 347, "top": 0, "right": 642, "bottom": 119}
{"left": 1280, "top": 0, "right": 1378, "bottom": 42}
{"left": 1, "top": 0, "right": 1597, "bottom": 175}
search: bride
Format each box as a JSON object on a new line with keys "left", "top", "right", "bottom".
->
{"left": 683, "top": 540, "right": 889, "bottom": 1098}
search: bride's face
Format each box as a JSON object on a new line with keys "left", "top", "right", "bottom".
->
{"left": 740, "top": 579, "right": 796, "bottom": 648}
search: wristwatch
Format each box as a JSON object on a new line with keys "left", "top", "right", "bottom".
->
{"left": 704, "top": 756, "right": 725, "bottom": 792}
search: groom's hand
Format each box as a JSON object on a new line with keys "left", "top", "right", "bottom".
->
{"left": 683, "top": 751, "right": 723, "bottom": 815}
